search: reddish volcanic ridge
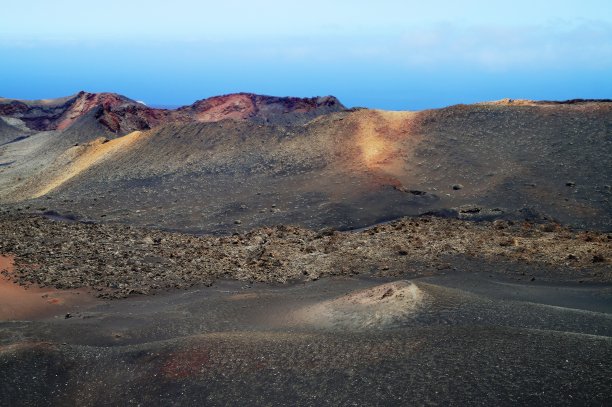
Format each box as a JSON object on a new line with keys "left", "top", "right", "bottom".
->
{"left": 0, "top": 91, "right": 346, "bottom": 136}
{"left": 181, "top": 93, "right": 344, "bottom": 122}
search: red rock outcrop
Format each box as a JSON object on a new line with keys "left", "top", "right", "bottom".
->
{"left": 0, "top": 92, "right": 346, "bottom": 135}
{"left": 180, "top": 93, "right": 345, "bottom": 124}
{"left": 0, "top": 91, "right": 171, "bottom": 134}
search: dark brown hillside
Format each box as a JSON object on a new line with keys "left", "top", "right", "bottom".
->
{"left": 0, "top": 118, "right": 25, "bottom": 145}
{"left": 1, "top": 99, "right": 609, "bottom": 233}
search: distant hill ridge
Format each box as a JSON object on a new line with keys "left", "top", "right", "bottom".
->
{"left": 1, "top": 92, "right": 610, "bottom": 233}
{"left": 0, "top": 91, "right": 346, "bottom": 135}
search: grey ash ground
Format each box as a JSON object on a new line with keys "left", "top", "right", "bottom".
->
{"left": 1, "top": 259, "right": 611, "bottom": 406}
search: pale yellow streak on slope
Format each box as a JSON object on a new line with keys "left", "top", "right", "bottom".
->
{"left": 356, "top": 110, "right": 416, "bottom": 169}
{"left": 31, "top": 131, "right": 147, "bottom": 198}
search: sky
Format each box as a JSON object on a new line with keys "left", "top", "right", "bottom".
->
{"left": 0, "top": 0, "right": 611, "bottom": 110}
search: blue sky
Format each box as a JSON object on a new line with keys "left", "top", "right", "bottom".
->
{"left": 1, "top": 0, "right": 611, "bottom": 109}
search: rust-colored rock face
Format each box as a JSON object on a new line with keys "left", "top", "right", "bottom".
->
{"left": 0, "top": 92, "right": 346, "bottom": 135}
{"left": 182, "top": 93, "right": 345, "bottom": 123}
{"left": 0, "top": 91, "right": 161, "bottom": 134}
{"left": 55, "top": 92, "right": 135, "bottom": 130}
{"left": 187, "top": 93, "right": 258, "bottom": 122}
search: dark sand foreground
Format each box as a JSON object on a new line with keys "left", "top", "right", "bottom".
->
{"left": 1, "top": 271, "right": 611, "bottom": 405}
{"left": 1, "top": 213, "right": 611, "bottom": 405}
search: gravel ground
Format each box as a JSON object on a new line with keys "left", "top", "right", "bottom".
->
{"left": 1, "top": 212, "right": 609, "bottom": 298}
{"left": 1, "top": 274, "right": 611, "bottom": 406}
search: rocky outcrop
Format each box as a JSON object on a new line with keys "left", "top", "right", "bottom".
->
{"left": 0, "top": 92, "right": 347, "bottom": 135}
{"left": 0, "top": 98, "right": 69, "bottom": 131}
{"left": 181, "top": 93, "right": 345, "bottom": 124}
{"left": 0, "top": 92, "right": 164, "bottom": 134}
{"left": 481, "top": 98, "right": 612, "bottom": 107}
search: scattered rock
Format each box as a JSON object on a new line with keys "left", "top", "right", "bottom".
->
{"left": 315, "top": 227, "right": 335, "bottom": 238}
{"left": 540, "top": 223, "right": 557, "bottom": 233}
{"left": 0, "top": 212, "right": 609, "bottom": 299}
{"left": 459, "top": 206, "right": 481, "bottom": 214}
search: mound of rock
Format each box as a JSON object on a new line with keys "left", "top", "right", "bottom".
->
{"left": 293, "top": 281, "right": 426, "bottom": 329}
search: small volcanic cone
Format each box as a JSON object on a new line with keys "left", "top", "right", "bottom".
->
{"left": 293, "top": 281, "right": 426, "bottom": 329}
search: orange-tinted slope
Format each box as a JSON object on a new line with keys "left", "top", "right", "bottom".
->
{"left": 30, "top": 131, "right": 149, "bottom": 198}
{"left": 1, "top": 96, "right": 610, "bottom": 232}
{"left": 0, "top": 255, "right": 98, "bottom": 320}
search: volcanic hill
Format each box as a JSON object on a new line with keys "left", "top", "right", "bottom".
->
{"left": 0, "top": 92, "right": 610, "bottom": 233}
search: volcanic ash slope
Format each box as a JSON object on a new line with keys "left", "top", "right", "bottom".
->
{"left": 0, "top": 94, "right": 610, "bottom": 232}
